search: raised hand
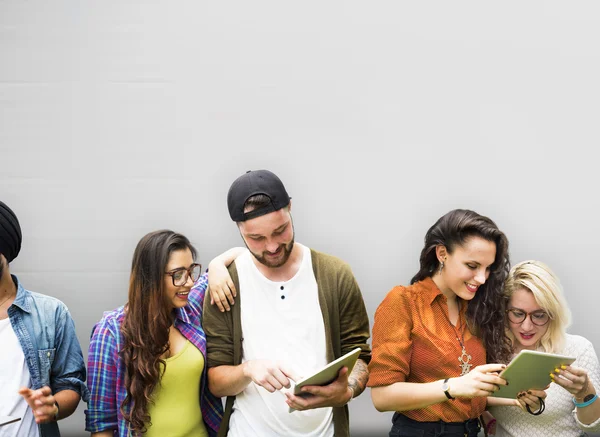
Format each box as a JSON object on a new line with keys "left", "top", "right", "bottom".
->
{"left": 18, "top": 386, "right": 58, "bottom": 424}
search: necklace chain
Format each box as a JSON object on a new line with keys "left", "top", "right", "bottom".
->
{"left": 0, "top": 292, "right": 15, "bottom": 308}
{"left": 441, "top": 300, "right": 473, "bottom": 376}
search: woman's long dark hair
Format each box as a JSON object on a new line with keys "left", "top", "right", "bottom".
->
{"left": 120, "top": 230, "right": 197, "bottom": 435}
{"left": 411, "top": 209, "right": 512, "bottom": 364}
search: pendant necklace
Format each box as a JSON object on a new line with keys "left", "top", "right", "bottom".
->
{"left": 442, "top": 300, "right": 472, "bottom": 376}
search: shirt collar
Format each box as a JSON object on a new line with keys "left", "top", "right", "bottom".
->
{"left": 420, "top": 276, "right": 468, "bottom": 315}
{"left": 174, "top": 304, "right": 191, "bottom": 325}
{"left": 10, "top": 275, "right": 31, "bottom": 313}
{"left": 420, "top": 276, "right": 445, "bottom": 305}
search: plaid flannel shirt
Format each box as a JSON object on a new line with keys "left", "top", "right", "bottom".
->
{"left": 85, "top": 273, "right": 222, "bottom": 436}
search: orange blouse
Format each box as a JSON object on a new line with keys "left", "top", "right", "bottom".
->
{"left": 367, "top": 277, "right": 486, "bottom": 422}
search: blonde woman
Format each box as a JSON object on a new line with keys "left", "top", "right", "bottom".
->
{"left": 487, "top": 260, "right": 600, "bottom": 436}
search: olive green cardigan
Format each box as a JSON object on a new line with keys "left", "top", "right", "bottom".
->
{"left": 203, "top": 248, "right": 371, "bottom": 437}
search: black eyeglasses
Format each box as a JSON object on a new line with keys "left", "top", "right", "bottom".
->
{"left": 165, "top": 263, "right": 202, "bottom": 286}
{"left": 506, "top": 308, "right": 551, "bottom": 326}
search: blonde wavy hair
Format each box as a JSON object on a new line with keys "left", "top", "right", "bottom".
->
{"left": 504, "top": 260, "right": 571, "bottom": 354}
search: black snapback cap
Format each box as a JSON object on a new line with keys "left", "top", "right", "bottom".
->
{"left": 227, "top": 170, "right": 291, "bottom": 222}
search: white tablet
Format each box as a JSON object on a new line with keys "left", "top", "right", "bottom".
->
{"left": 491, "top": 349, "right": 576, "bottom": 399}
{"left": 0, "top": 416, "right": 21, "bottom": 427}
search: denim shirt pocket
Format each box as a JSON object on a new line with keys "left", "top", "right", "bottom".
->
{"left": 38, "top": 348, "right": 56, "bottom": 387}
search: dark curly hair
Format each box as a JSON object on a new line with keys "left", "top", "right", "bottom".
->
{"left": 120, "top": 230, "right": 197, "bottom": 435}
{"left": 411, "top": 209, "right": 512, "bottom": 364}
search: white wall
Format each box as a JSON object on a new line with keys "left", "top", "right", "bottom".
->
{"left": 1, "top": 2, "right": 599, "bottom": 436}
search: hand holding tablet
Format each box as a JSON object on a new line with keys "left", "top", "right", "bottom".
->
{"left": 294, "top": 348, "right": 361, "bottom": 394}
{"left": 491, "top": 349, "right": 576, "bottom": 399}
{"left": 287, "top": 347, "right": 361, "bottom": 412}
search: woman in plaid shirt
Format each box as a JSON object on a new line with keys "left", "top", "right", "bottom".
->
{"left": 85, "top": 230, "right": 223, "bottom": 437}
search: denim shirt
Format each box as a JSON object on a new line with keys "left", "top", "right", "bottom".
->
{"left": 7, "top": 275, "right": 89, "bottom": 437}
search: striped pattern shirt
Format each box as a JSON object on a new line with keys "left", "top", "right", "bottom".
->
{"left": 85, "top": 273, "right": 223, "bottom": 436}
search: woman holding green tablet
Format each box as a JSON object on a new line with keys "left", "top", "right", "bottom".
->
{"left": 487, "top": 260, "right": 600, "bottom": 436}
{"left": 368, "top": 209, "right": 541, "bottom": 437}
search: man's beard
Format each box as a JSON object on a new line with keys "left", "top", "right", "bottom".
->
{"left": 249, "top": 237, "right": 295, "bottom": 268}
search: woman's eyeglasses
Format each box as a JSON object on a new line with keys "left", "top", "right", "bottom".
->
{"left": 506, "top": 308, "right": 551, "bottom": 326}
{"left": 165, "top": 263, "right": 202, "bottom": 286}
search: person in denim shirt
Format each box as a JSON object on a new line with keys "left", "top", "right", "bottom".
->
{"left": 0, "top": 201, "right": 88, "bottom": 437}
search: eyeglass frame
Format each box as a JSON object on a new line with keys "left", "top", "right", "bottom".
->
{"left": 506, "top": 307, "right": 552, "bottom": 326}
{"left": 164, "top": 263, "right": 202, "bottom": 287}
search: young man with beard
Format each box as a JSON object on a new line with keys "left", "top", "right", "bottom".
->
{"left": 0, "top": 201, "right": 88, "bottom": 437}
{"left": 203, "top": 170, "right": 371, "bottom": 437}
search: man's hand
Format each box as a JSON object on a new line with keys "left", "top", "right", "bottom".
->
{"left": 243, "top": 360, "right": 299, "bottom": 393}
{"left": 18, "top": 386, "right": 59, "bottom": 424}
{"left": 285, "top": 366, "right": 352, "bottom": 411}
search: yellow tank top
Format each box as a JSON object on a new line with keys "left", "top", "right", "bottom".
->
{"left": 145, "top": 340, "right": 208, "bottom": 437}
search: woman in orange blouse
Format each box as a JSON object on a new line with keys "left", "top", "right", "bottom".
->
{"left": 368, "top": 209, "right": 542, "bottom": 437}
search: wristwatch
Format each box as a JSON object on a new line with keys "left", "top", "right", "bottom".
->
{"left": 580, "top": 394, "right": 596, "bottom": 403}
{"left": 442, "top": 378, "right": 455, "bottom": 400}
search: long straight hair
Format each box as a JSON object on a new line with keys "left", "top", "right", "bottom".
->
{"left": 411, "top": 209, "right": 512, "bottom": 363}
{"left": 120, "top": 230, "right": 196, "bottom": 435}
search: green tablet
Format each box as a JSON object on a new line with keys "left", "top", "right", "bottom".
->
{"left": 294, "top": 347, "right": 361, "bottom": 394}
{"left": 288, "top": 347, "right": 362, "bottom": 413}
{"left": 491, "top": 349, "right": 576, "bottom": 399}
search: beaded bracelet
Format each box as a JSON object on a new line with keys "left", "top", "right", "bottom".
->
{"left": 573, "top": 394, "right": 598, "bottom": 408}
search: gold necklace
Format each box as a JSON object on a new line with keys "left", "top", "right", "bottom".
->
{"left": 441, "top": 300, "right": 472, "bottom": 376}
{"left": 455, "top": 328, "right": 473, "bottom": 376}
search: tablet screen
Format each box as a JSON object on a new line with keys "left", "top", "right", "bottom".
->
{"left": 294, "top": 347, "right": 361, "bottom": 394}
{"left": 491, "top": 349, "right": 576, "bottom": 399}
